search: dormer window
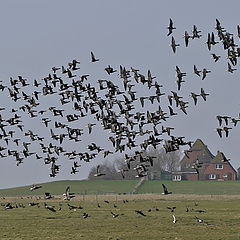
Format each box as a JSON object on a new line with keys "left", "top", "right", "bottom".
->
{"left": 216, "top": 164, "right": 223, "bottom": 169}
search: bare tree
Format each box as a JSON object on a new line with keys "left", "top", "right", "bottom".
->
{"left": 88, "top": 147, "right": 181, "bottom": 180}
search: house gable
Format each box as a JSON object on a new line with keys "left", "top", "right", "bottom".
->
{"left": 180, "top": 139, "right": 214, "bottom": 172}
{"left": 203, "top": 151, "right": 237, "bottom": 180}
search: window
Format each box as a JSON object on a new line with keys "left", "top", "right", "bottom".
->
{"left": 223, "top": 174, "right": 228, "bottom": 178}
{"left": 173, "top": 175, "right": 181, "bottom": 181}
{"left": 209, "top": 174, "right": 216, "bottom": 179}
{"left": 185, "top": 163, "right": 191, "bottom": 168}
{"left": 216, "top": 164, "right": 223, "bottom": 169}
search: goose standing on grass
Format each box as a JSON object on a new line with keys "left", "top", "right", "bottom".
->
{"left": 172, "top": 214, "right": 177, "bottom": 223}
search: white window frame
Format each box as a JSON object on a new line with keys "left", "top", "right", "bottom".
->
{"left": 173, "top": 175, "right": 181, "bottom": 181}
{"left": 216, "top": 164, "right": 223, "bottom": 169}
{"left": 209, "top": 174, "right": 216, "bottom": 179}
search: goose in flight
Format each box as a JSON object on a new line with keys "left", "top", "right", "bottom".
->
{"left": 223, "top": 126, "right": 232, "bottom": 137}
{"left": 167, "top": 206, "right": 176, "bottom": 212}
{"left": 227, "top": 62, "right": 237, "bottom": 73}
{"left": 184, "top": 31, "right": 191, "bottom": 47}
{"left": 216, "top": 115, "right": 223, "bottom": 126}
{"left": 44, "top": 202, "right": 56, "bottom": 212}
{"left": 191, "top": 92, "right": 200, "bottom": 105}
{"left": 110, "top": 211, "right": 119, "bottom": 218}
{"left": 63, "top": 186, "right": 75, "bottom": 201}
{"left": 94, "top": 165, "right": 105, "bottom": 177}
{"left": 91, "top": 51, "right": 99, "bottom": 62}
{"left": 200, "top": 88, "right": 209, "bottom": 101}
{"left": 30, "top": 184, "right": 42, "bottom": 191}
{"left": 171, "top": 36, "right": 179, "bottom": 53}
{"left": 192, "top": 25, "right": 202, "bottom": 39}
{"left": 193, "top": 65, "right": 201, "bottom": 77}
{"left": 231, "top": 118, "right": 240, "bottom": 126}
{"left": 216, "top": 128, "right": 223, "bottom": 138}
{"left": 105, "top": 65, "right": 116, "bottom": 75}
{"left": 167, "top": 18, "right": 176, "bottom": 36}
{"left": 135, "top": 210, "right": 146, "bottom": 216}
{"left": 211, "top": 53, "right": 221, "bottom": 62}
{"left": 162, "top": 184, "right": 172, "bottom": 195}
{"left": 202, "top": 68, "right": 211, "bottom": 80}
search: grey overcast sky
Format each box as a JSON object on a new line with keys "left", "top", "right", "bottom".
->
{"left": 0, "top": 0, "right": 240, "bottom": 188}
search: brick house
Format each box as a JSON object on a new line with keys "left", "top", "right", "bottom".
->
{"left": 172, "top": 139, "right": 237, "bottom": 181}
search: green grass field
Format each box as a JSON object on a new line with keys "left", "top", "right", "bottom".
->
{"left": 0, "top": 180, "right": 138, "bottom": 197}
{"left": 1, "top": 180, "right": 240, "bottom": 239}
{"left": 138, "top": 180, "right": 240, "bottom": 195}
{"left": 1, "top": 180, "right": 240, "bottom": 197}
{"left": 0, "top": 195, "right": 240, "bottom": 239}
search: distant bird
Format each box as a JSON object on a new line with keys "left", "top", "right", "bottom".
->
{"left": 200, "top": 88, "right": 209, "bottom": 101}
{"left": 135, "top": 210, "right": 146, "bottom": 216}
{"left": 192, "top": 25, "right": 202, "bottom": 39}
{"left": 202, "top": 68, "right": 211, "bottom": 80}
{"left": 167, "top": 18, "right": 176, "bottom": 36}
{"left": 63, "top": 186, "right": 75, "bottom": 201}
{"left": 45, "top": 192, "right": 52, "bottom": 200}
{"left": 195, "top": 216, "right": 203, "bottom": 223}
{"left": 227, "top": 62, "right": 237, "bottom": 73}
{"left": 184, "top": 31, "right": 191, "bottom": 47}
{"left": 193, "top": 65, "right": 201, "bottom": 77}
{"left": 172, "top": 214, "right": 177, "bottom": 223}
{"left": 223, "top": 126, "right": 232, "bottom": 137}
{"left": 110, "top": 211, "right": 119, "bottom": 218}
{"left": 30, "top": 184, "right": 42, "bottom": 191}
{"left": 91, "top": 51, "right": 99, "bottom": 62}
{"left": 82, "top": 212, "right": 90, "bottom": 219}
{"left": 211, "top": 53, "right": 221, "bottom": 62}
{"left": 171, "top": 36, "right": 179, "bottom": 53}
{"left": 105, "top": 65, "right": 116, "bottom": 75}
{"left": 216, "top": 128, "right": 223, "bottom": 138}
{"left": 94, "top": 165, "right": 105, "bottom": 177}
{"left": 191, "top": 92, "right": 200, "bottom": 105}
{"left": 167, "top": 206, "right": 176, "bottom": 212}
{"left": 237, "top": 25, "right": 240, "bottom": 38}
{"left": 168, "top": 106, "right": 177, "bottom": 116}
{"left": 216, "top": 115, "right": 223, "bottom": 126}
{"left": 231, "top": 118, "right": 240, "bottom": 126}
{"left": 162, "top": 184, "right": 172, "bottom": 195}
{"left": 44, "top": 202, "right": 56, "bottom": 212}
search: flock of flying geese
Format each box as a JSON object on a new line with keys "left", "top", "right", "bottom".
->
{"left": 1, "top": 183, "right": 209, "bottom": 225}
{"left": 168, "top": 18, "right": 240, "bottom": 139}
{"left": 0, "top": 18, "right": 238, "bottom": 179}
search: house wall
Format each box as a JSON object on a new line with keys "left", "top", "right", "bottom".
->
{"left": 182, "top": 173, "right": 198, "bottom": 181}
{"left": 203, "top": 163, "right": 236, "bottom": 180}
